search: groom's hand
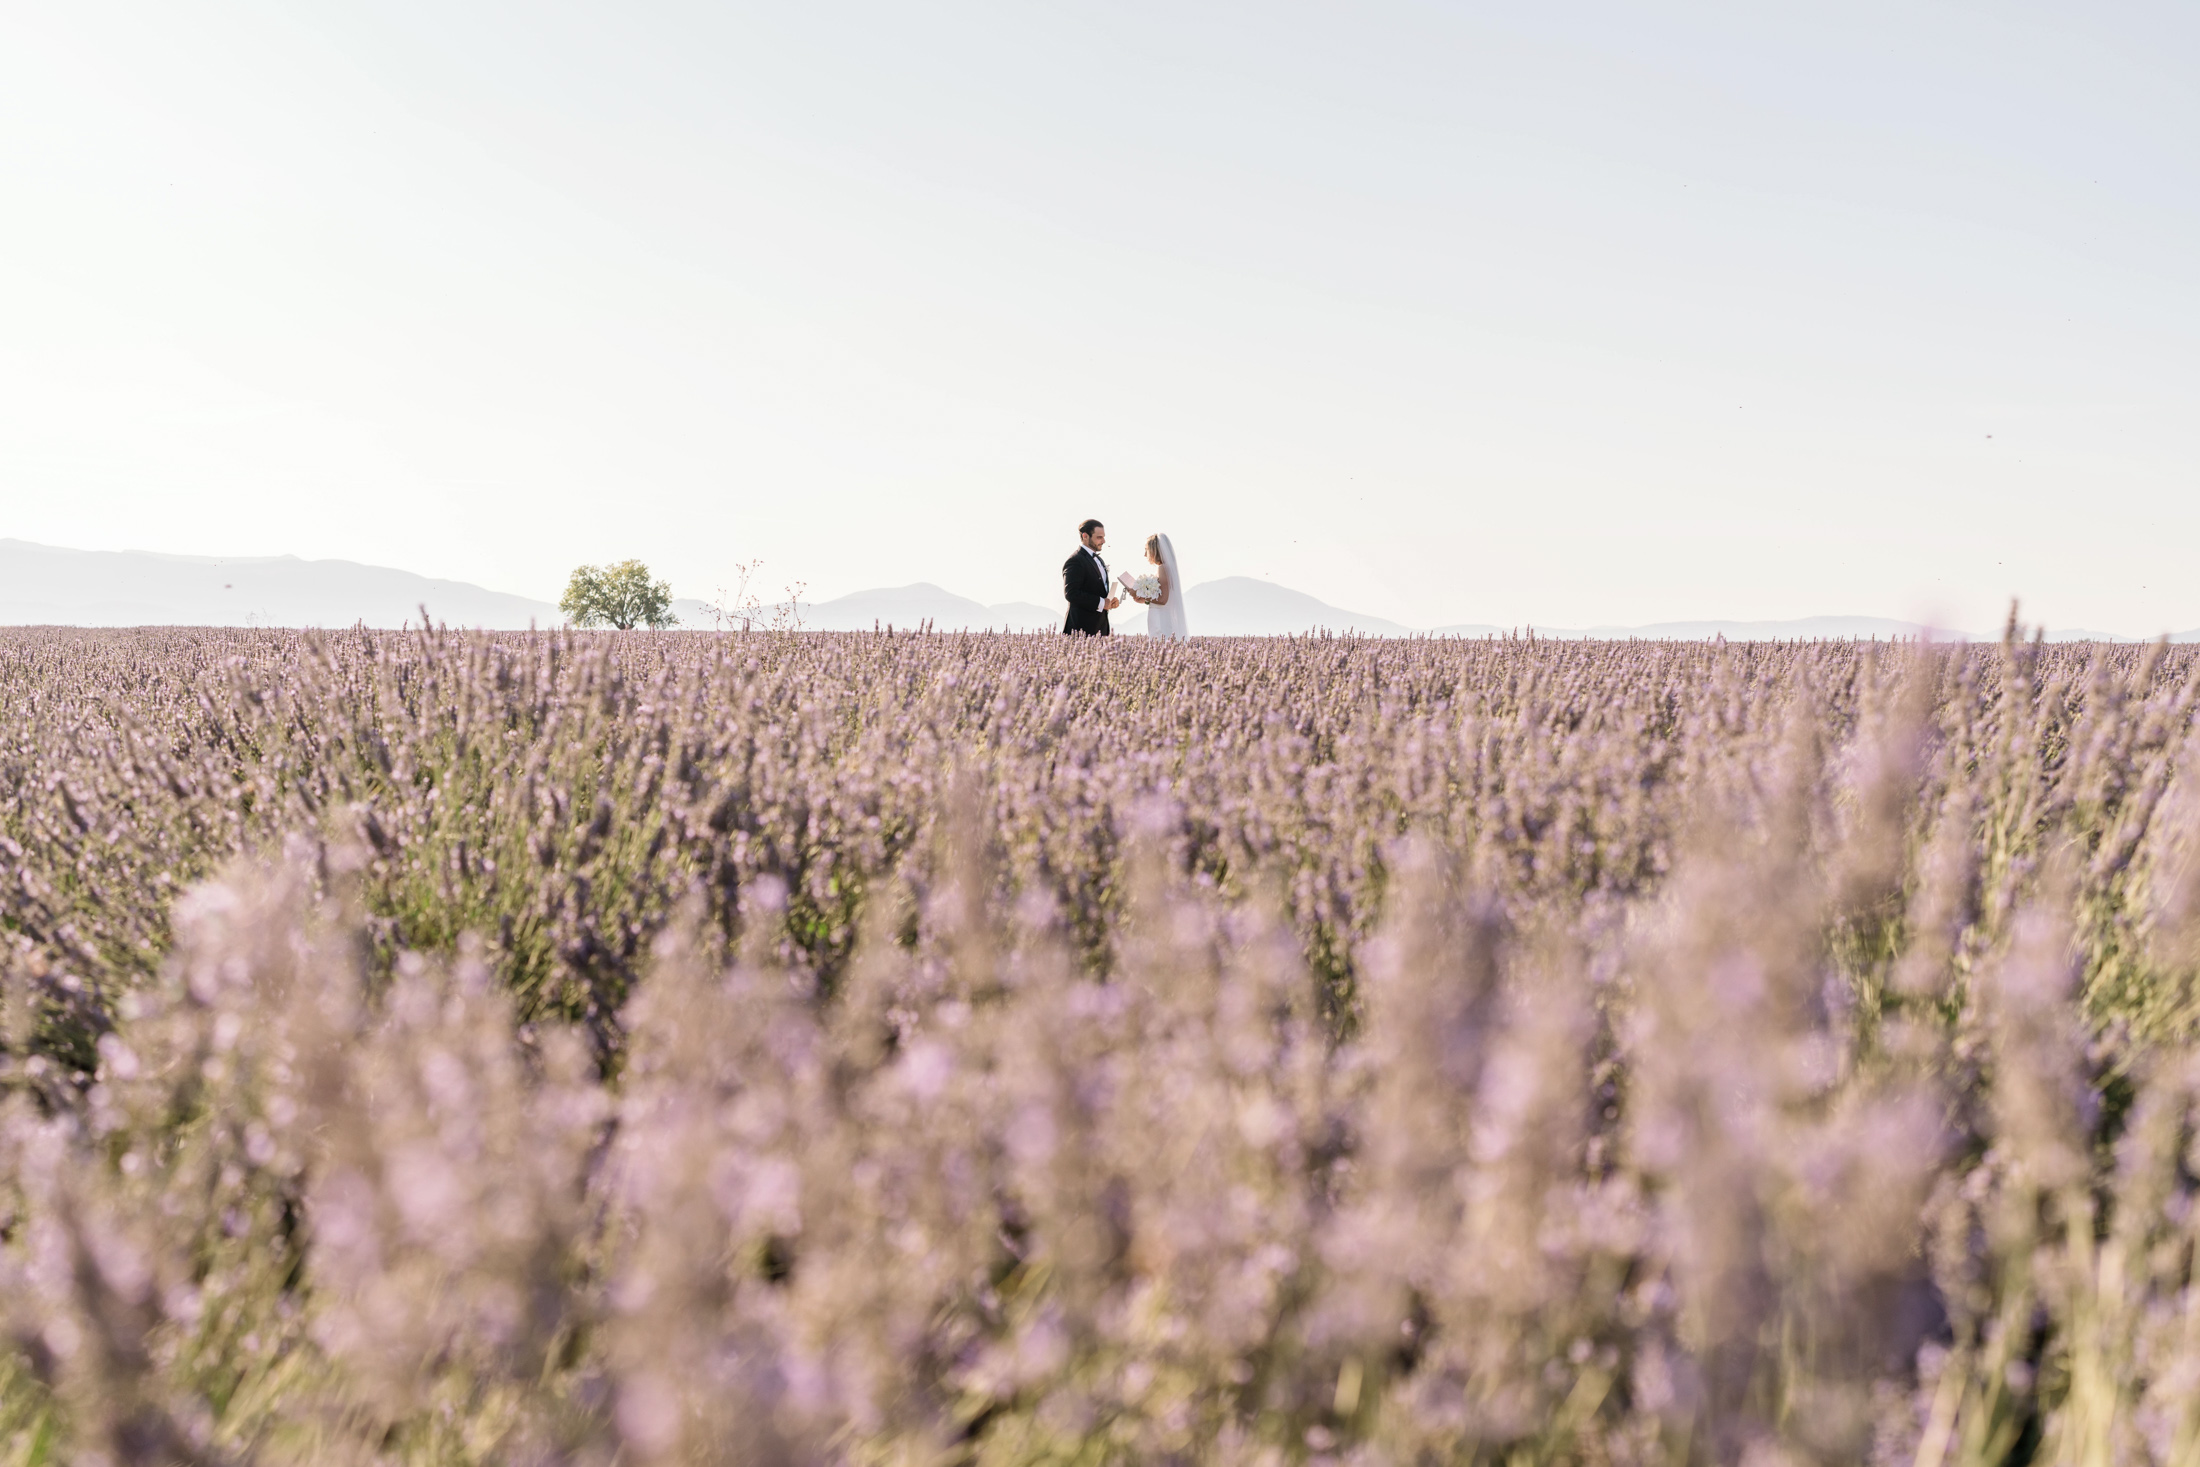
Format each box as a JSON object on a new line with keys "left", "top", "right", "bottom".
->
{"left": 1106, "top": 596, "right": 1121, "bottom": 610}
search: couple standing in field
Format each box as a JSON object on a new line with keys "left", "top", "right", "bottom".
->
{"left": 1062, "top": 519, "right": 1189, "bottom": 639}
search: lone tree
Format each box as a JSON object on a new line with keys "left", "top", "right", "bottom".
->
{"left": 560, "top": 560, "right": 679, "bottom": 629}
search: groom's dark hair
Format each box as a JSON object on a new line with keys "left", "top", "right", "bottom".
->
{"left": 1078, "top": 519, "right": 1104, "bottom": 537}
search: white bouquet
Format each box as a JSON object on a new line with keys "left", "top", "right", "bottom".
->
{"left": 1119, "top": 570, "right": 1161, "bottom": 602}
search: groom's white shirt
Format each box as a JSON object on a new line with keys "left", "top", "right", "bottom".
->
{"left": 1084, "top": 546, "right": 1109, "bottom": 613}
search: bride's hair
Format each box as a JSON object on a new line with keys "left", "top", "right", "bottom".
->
{"left": 1145, "top": 534, "right": 1163, "bottom": 563}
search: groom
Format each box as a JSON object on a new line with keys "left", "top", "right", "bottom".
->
{"left": 1062, "top": 518, "right": 1121, "bottom": 636}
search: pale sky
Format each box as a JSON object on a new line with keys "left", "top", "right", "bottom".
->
{"left": 4, "top": 1, "right": 2197, "bottom": 633}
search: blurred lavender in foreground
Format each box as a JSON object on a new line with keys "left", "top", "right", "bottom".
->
{"left": 1, "top": 624, "right": 2199, "bottom": 1462}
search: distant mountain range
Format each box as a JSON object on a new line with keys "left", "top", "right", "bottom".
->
{"left": 1439, "top": 615, "right": 2143, "bottom": 643}
{"left": 758, "top": 580, "right": 2158, "bottom": 643}
{"left": 753, "top": 578, "right": 1424, "bottom": 636}
{"left": 0, "top": 539, "right": 2181, "bottom": 642}
{"left": 0, "top": 539, "right": 559, "bottom": 628}
{"left": 680, "top": 584, "right": 1059, "bottom": 634}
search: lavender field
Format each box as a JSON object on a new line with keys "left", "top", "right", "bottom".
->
{"left": 3, "top": 624, "right": 2199, "bottom": 1465}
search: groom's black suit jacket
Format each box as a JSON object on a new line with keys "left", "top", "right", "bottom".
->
{"left": 1062, "top": 547, "right": 1111, "bottom": 636}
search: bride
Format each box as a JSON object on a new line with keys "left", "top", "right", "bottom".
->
{"left": 1124, "top": 533, "right": 1189, "bottom": 640}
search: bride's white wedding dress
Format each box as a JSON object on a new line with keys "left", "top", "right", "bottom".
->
{"left": 1145, "top": 534, "right": 1190, "bottom": 641}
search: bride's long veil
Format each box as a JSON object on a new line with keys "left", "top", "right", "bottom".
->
{"left": 1152, "top": 533, "right": 1189, "bottom": 640}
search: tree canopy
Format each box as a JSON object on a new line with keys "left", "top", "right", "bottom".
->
{"left": 559, "top": 560, "right": 678, "bottom": 629}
